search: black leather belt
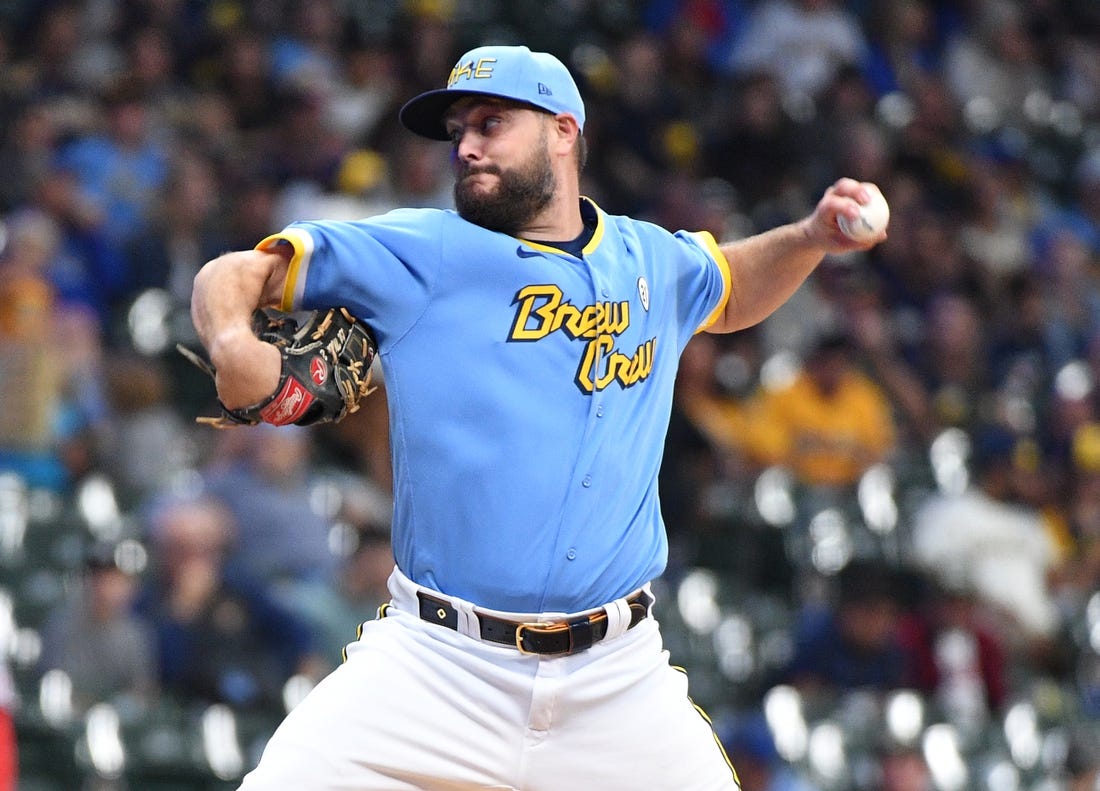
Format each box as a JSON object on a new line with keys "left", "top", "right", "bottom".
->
{"left": 416, "top": 589, "right": 654, "bottom": 656}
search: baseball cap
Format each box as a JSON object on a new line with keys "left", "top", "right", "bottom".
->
{"left": 399, "top": 45, "right": 585, "bottom": 141}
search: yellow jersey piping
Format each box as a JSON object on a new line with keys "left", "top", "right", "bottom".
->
{"left": 516, "top": 196, "right": 605, "bottom": 256}
{"left": 256, "top": 228, "right": 314, "bottom": 311}
{"left": 693, "top": 231, "right": 732, "bottom": 333}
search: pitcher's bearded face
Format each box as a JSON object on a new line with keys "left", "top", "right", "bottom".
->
{"left": 454, "top": 127, "right": 556, "bottom": 235}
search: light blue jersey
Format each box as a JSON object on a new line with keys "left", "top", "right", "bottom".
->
{"left": 261, "top": 198, "right": 730, "bottom": 613}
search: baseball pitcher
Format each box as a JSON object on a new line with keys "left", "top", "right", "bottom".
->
{"left": 189, "top": 44, "right": 886, "bottom": 791}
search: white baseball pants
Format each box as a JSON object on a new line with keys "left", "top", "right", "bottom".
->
{"left": 237, "top": 567, "right": 740, "bottom": 790}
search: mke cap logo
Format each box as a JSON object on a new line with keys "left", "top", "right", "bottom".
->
{"left": 447, "top": 57, "right": 497, "bottom": 88}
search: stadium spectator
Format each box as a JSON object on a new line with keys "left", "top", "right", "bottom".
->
{"left": 896, "top": 576, "right": 1009, "bottom": 718}
{"left": 124, "top": 149, "right": 229, "bottom": 306}
{"left": 38, "top": 541, "right": 158, "bottom": 713}
{"left": 727, "top": 0, "right": 868, "bottom": 102}
{"left": 742, "top": 329, "right": 897, "bottom": 490}
{"left": 19, "top": 163, "right": 129, "bottom": 327}
{"left": 910, "top": 424, "right": 1063, "bottom": 645}
{"left": 201, "top": 424, "right": 340, "bottom": 588}
{"left": 777, "top": 559, "right": 916, "bottom": 694}
{"left": 215, "top": 29, "right": 281, "bottom": 135}
{"left": 703, "top": 70, "right": 806, "bottom": 216}
{"left": 135, "top": 495, "right": 324, "bottom": 710}
{"left": 590, "top": 32, "right": 692, "bottom": 215}
{"left": 861, "top": 0, "right": 944, "bottom": 97}
{"left": 941, "top": 0, "right": 1049, "bottom": 125}
{"left": 96, "top": 354, "right": 196, "bottom": 506}
{"left": 0, "top": 99, "right": 61, "bottom": 214}
{"left": 284, "top": 522, "right": 394, "bottom": 670}
{"left": 0, "top": 209, "right": 104, "bottom": 491}
{"left": 54, "top": 77, "right": 171, "bottom": 259}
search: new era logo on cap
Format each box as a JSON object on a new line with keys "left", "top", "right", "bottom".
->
{"left": 399, "top": 45, "right": 585, "bottom": 141}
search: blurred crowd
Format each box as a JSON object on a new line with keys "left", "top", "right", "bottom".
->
{"left": 3, "top": 0, "right": 1100, "bottom": 788}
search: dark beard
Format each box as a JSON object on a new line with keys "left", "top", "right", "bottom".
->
{"left": 454, "top": 148, "right": 556, "bottom": 235}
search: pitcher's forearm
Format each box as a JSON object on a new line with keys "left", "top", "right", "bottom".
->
{"left": 205, "top": 326, "right": 282, "bottom": 409}
{"left": 191, "top": 249, "right": 289, "bottom": 408}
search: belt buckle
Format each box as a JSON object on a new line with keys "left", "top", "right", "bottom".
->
{"left": 514, "top": 621, "right": 569, "bottom": 656}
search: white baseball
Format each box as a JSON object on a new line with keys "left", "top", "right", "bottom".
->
{"left": 837, "top": 183, "right": 889, "bottom": 242}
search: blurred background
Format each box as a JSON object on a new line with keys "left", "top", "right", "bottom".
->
{"left": 2, "top": 0, "right": 1100, "bottom": 788}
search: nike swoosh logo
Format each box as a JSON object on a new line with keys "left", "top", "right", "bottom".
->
{"left": 516, "top": 246, "right": 543, "bottom": 259}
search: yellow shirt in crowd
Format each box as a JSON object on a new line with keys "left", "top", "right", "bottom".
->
{"left": 745, "top": 369, "right": 896, "bottom": 488}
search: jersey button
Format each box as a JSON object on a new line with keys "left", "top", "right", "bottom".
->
{"left": 601, "top": 288, "right": 610, "bottom": 297}
{"left": 582, "top": 475, "right": 592, "bottom": 488}
{"left": 566, "top": 548, "right": 577, "bottom": 560}
{"left": 596, "top": 405, "right": 605, "bottom": 418}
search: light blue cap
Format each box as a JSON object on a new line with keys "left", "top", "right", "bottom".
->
{"left": 399, "top": 45, "right": 585, "bottom": 141}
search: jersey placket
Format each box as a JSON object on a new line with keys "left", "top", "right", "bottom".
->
{"left": 552, "top": 253, "right": 618, "bottom": 576}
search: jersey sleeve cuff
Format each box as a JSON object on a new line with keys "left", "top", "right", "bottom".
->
{"left": 692, "top": 230, "right": 732, "bottom": 333}
{"left": 256, "top": 228, "right": 315, "bottom": 312}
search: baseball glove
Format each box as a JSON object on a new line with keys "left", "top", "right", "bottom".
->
{"left": 178, "top": 307, "right": 377, "bottom": 428}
